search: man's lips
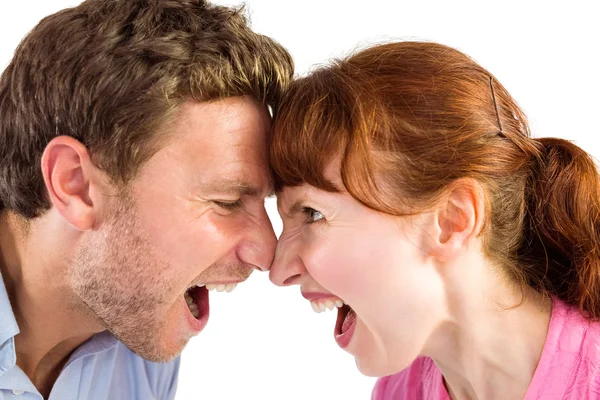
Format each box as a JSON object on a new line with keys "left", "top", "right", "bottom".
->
{"left": 187, "top": 277, "right": 249, "bottom": 293}
{"left": 205, "top": 280, "right": 246, "bottom": 284}
{"left": 204, "top": 278, "right": 250, "bottom": 293}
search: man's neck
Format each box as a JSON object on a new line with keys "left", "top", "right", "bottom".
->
{"left": 0, "top": 211, "right": 101, "bottom": 397}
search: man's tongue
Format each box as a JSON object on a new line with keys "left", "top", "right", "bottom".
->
{"left": 341, "top": 308, "right": 357, "bottom": 334}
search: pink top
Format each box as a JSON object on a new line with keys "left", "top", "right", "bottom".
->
{"left": 372, "top": 298, "right": 600, "bottom": 399}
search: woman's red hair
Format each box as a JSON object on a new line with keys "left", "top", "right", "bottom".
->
{"left": 271, "top": 41, "right": 600, "bottom": 318}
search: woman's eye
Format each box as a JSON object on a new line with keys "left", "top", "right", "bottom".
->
{"left": 302, "top": 206, "right": 325, "bottom": 223}
{"left": 213, "top": 200, "right": 243, "bottom": 211}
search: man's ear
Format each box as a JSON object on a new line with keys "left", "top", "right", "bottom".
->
{"left": 428, "top": 179, "right": 486, "bottom": 261}
{"left": 41, "top": 136, "right": 104, "bottom": 230}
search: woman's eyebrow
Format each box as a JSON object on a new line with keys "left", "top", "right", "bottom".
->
{"left": 285, "top": 194, "right": 312, "bottom": 216}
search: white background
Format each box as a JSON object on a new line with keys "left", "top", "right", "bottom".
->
{"left": 1, "top": 1, "right": 598, "bottom": 399}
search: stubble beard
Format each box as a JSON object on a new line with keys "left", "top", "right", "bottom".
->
{"left": 69, "top": 194, "right": 184, "bottom": 362}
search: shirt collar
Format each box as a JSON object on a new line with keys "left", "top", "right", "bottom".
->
{"left": 0, "top": 272, "right": 119, "bottom": 376}
{"left": 0, "top": 273, "right": 19, "bottom": 374}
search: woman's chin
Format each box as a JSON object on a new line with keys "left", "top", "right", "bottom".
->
{"left": 353, "top": 348, "right": 415, "bottom": 378}
{"left": 354, "top": 357, "right": 402, "bottom": 378}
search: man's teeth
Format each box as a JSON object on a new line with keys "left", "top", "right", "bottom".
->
{"left": 184, "top": 291, "right": 200, "bottom": 318}
{"left": 189, "top": 303, "right": 199, "bottom": 318}
{"left": 311, "top": 299, "right": 345, "bottom": 313}
{"left": 205, "top": 283, "right": 238, "bottom": 293}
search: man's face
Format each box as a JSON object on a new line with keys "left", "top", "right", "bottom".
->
{"left": 70, "top": 97, "right": 276, "bottom": 362}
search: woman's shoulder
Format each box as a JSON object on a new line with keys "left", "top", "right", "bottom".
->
{"left": 551, "top": 297, "right": 600, "bottom": 358}
{"left": 532, "top": 298, "right": 600, "bottom": 397}
{"left": 569, "top": 306, "right": 600, "bottom": 386}
{"left": 372, "top": 357, "right": 449, "bottom": 400}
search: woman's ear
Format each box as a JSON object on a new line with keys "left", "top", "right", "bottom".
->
{"left": 428, "top": 179, "right": 486, "bottom": 261}
{"left": 41, "top": 135, "right": 107, "bottom": 230}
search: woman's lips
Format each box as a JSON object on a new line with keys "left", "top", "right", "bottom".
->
{"left": 302, "top": 291, "right": 345, "bottom": 313}
{"left": 301, "top": 291, "right": 338, "bottom": 301}
{"left": 335, "top": 305, "right": 357, "bottom": 349}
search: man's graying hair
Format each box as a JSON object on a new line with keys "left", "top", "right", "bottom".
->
{"left": 0, "top": 0, "right": 294, "bottom": 218}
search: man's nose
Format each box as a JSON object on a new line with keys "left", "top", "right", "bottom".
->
{"left": 237, "top": 208, "right": 277, "bottom": 271}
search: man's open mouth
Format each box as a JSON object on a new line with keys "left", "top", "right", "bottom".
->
{"left": 184, "top": 283, "right": 240, "bottom": 319}
{"left": 184, "top": 285, "right": 209, "bottom": 320}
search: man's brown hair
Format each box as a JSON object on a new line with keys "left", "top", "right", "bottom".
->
{"left": 0, "top": 0, "right": 294, "bottom": 218}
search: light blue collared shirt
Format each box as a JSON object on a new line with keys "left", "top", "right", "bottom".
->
{"left": 0, "top": 274, "right": 179, "bottom": 400}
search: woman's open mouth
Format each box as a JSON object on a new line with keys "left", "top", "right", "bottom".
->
{"left": 335, "top": 304, "right": 357, "bottom": 349}
{"left": 303, "top": 292, "right": 358, "bottom": 350}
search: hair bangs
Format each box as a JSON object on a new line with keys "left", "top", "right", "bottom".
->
{"left": 270, "top": 68, "right": 355, "bottom": 192}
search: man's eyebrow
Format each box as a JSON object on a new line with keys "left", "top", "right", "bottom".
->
{"left": 204, "top": 180, "right": 272, "bottom": 197}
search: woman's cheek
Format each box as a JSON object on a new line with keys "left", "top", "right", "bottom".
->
{"left": 306, "top": 236, "right": 371, "bottom": 299}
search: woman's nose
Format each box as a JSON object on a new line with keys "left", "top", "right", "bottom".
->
{"left": 269, "top": 240, "right": 307, "bottom": 286}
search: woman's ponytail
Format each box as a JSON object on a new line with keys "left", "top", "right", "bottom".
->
{"left": 519, "top": 137, "right": 600, "bottom": 318}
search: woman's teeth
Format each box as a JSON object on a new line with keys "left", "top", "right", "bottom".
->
{"left": 205, "top": 283, "right": 238, "bottom": 293}
{"left": 310, "top": 299, "right": 345, "bottom": 313}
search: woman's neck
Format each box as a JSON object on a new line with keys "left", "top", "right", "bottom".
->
{"left": 425, "top": 255, "right": 552, "bottom": 400}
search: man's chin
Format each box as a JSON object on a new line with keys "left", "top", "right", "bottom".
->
{"left": 110, "top": 325, "right": 189, "bottom": 363}
{"left": 126, "top": 338, "right": 187, "bottom": 363}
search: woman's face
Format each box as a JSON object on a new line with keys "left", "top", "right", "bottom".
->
{"left": 270, "top": 171, "right": 448, "bottom": 377}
